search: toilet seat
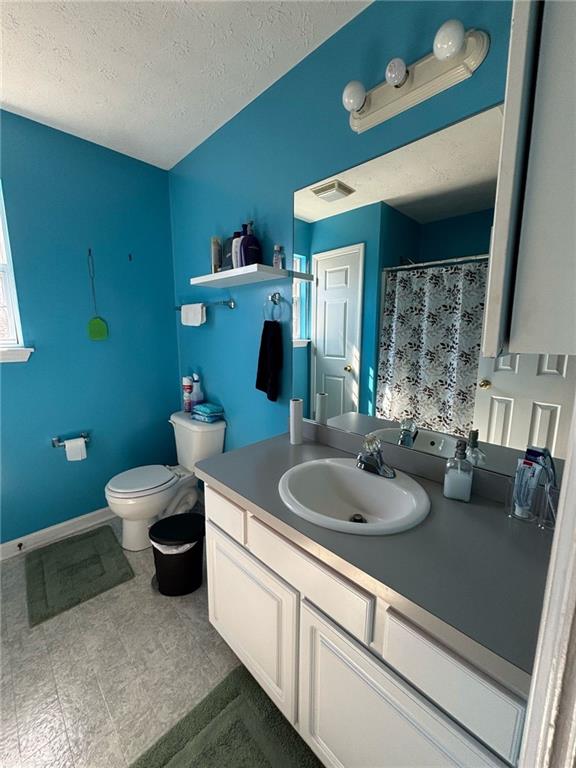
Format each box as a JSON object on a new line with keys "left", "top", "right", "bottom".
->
{"left": 105, "top": 465, "right": 179, "bottom": 499}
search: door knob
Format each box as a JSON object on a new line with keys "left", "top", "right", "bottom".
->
{"left": 344, "top": 365, "right": 352, "bottom": 372}
{"left": 478, "top": 379, "right": 492, "bottom": 389}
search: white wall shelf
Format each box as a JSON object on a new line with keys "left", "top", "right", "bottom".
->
{"left": 189, "top": 263, "right": 313, "bottom": 289}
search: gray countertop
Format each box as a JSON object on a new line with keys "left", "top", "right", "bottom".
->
{"left": 196, "top": 434, "right": 552, "bottom": 675}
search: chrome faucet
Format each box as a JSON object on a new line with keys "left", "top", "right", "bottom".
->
{"left": 398, "top": 418, "right": 418, "bottom": 448}
{"left": 356, "top": 436, "right": 396, "bottom": 479}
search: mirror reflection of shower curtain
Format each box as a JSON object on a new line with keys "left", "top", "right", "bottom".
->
{"left": 376, "top": 261, "right": 488, "bottom": 437}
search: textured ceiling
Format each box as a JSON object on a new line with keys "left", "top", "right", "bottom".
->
{"left": 2, "top": 1, "right": 368, "bottom": 169}
{"left": 294, "top": 107, "right": 503, "bottom": 223}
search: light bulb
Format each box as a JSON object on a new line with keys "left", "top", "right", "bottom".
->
{"left": 385, "top": 58, "right": 408, "bottom": 87}
{"left": 433, "top": 19, "right": 466, "bottom": 61}
{"left": 342, "top": 80, "right": 366, "bottom": 112}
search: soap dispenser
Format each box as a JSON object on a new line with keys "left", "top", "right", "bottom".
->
{"left": 466, "top": 429, "right": 486, "bottom": 467}
{"left": 443, "top": 439, "right": 473, "bottom": 502}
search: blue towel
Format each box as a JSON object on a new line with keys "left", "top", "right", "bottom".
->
{"left": 193, "top": 402, "right": 224, "bottom": 417}
{"left": 191, "top": 413, "right": 225, "bottom": 424}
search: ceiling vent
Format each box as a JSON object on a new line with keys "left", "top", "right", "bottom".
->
{"left": 311, "top": 180, "right": 356, "bottom": 202}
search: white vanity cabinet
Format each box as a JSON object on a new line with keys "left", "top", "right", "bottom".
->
{"left": 206, "top": 520, "right": 298, "bottom": 722}
{"left": 299, "top": 602, "right": 503, "bottom": 768}
{"left": 205, "top": 487, "right": 515, "bottom": 768}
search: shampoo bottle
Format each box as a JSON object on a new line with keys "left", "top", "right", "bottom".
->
{"left": 231, "top": 230, "right": 243, "bottom": 269}
{"left": 221, "top": 234, "right": 236, "bottom": 271}
{"left": 240, "top": 221, "right": 262, "bottom": 265}
{"left": 443, "top": 439, "right": 473, "bottom": 502}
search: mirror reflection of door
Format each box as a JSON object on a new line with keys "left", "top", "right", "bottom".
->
{"left": 311, "top": 245, "right": 364, "bottom": 420}
{"left": 474, "top": 353, "right": 576, "bottom": 457}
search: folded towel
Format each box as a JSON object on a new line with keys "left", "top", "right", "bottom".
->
{"left": 256, "top": 320, "right": 283, "bottom": 402}
{"left": 181, "top": 304, "right": 206, "bottom": 326}
{"left": 193, "top": 402, "right": 224, "bottom": 416}
{"left": 191, "top": 413, "right": 225, "bottom": 424}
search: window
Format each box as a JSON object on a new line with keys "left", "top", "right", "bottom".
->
{"left": 292, "top": 254, "right": 310, "bottom": 345}
{"left": 0, "top": 183, "right": 32, "bottom": 362}
{"left": 292, "top": 255, "right": 303, "bottom": 340}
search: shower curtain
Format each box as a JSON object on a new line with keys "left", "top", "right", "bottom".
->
{"left": 376, "top": 261, "right": 488, "bottom": 437}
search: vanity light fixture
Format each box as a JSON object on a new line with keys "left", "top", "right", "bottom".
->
{"left": 311, "top": 180, "right": 356, "bottom": 202}
{"left": 385, "top": 58, "right": 409, "bottom": 88}
{"left": 341, "top": 80, "right": 367, "bottom": 113}
{"left": 342, "top": 19, "right": 489, "bottom": 133}
{"left": 433, "top": 19, "right": 466, "bottom": 61}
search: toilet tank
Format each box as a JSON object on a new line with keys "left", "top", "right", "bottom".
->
{"left": 169, "top": 411, "right": 226, "bottom": 472}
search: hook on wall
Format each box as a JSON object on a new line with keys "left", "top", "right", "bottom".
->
{"left": 263, "top": 291, "right": 284, "bottom": 320}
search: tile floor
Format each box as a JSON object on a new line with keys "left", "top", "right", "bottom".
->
{"left": 0, "top": 518, "right": 239, "bottom": 768}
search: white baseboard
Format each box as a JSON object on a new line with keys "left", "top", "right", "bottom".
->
{"left": 0, "top": 507, "right": 115, "bottom": 562}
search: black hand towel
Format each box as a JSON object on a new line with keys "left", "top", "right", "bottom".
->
{"left": 256, "top": 320, "right": 283, "bottom": 402}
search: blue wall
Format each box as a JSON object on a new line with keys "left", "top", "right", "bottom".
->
{"left": 418, "top": 208, "right": 494, "bottom": 262}
{"left": 294, "top": 218, "right": 312, "bottom": 260}
{"left": 0, "top": 112, "right": 179, "bottom": 542}
{"left": 170, "top": 0, "right": 512, "bottom": 449}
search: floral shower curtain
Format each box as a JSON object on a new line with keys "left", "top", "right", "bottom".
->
{"left": 376, "top": 261, "right": 488, "bottom": 437}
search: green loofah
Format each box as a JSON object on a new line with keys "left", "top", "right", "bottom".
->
{"left": 88, "top": 315, "right": 109, "bottom": 340}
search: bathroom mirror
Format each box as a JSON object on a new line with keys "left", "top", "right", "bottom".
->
{"left": 291, "top": 107, "right": 575, "bottom": 471}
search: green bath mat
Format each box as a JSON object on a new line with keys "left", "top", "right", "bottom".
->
{"left": 131, "top": 666, "right": 322, "bottom": 768}
{"left": 26, "top": 525, "right": 134, "bottom": 626}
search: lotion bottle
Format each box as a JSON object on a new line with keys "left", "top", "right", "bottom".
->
{"left": 443, "top": 439, "right": 473, "bottom": 502}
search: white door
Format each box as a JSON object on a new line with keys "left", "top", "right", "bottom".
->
{"left": 473, "top": 353, "right": 576, "bottom": 458}
{"left": 206, "top": 522, "right": 298, "bottom": 722}
{"left": 299, "top": 602, "right": 504, "bottom": 768}
{"left": 312, "top": 244, "right": 364, "bottom": 420}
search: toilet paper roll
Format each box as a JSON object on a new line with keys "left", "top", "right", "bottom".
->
{"left": 315, "top": 392, "right": 328, "bottom": 425}
{"left": 290, "top": 398, "right": 303, "bottom": 445}
{"left": 181, "top": 304, "right": 206, "bottom": 326}
{"left": 64, "top": 437, "right": 87, "bottom": 462}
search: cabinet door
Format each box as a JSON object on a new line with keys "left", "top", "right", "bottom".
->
{"left": 299, "top": 602, "right": 504, "bottom": 768}
{"left": 509, "top": 0, "right": 576, "bottom": 354}
{"left": 481, "top": 0, "right": 541, "bottom": 357}
{"left": 206, "top": 521, "right": 298, "bottom": 722}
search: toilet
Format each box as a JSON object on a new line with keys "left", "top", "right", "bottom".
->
{"left": 105, "top": 411, "right": 225, "bottom": 551}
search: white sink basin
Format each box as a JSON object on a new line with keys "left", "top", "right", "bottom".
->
{"left": 278, "top": 458, "right": 430, "bottom": 535}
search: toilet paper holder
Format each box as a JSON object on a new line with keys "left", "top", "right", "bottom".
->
{"left": 51, "top": 432, "right": 90, "bottom": 448}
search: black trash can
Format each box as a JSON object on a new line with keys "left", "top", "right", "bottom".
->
{"left": 149, "top": 512, "right": 205, "bottom": 596}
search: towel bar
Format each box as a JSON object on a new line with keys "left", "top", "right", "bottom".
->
{"left": 175, "top": 299, "right": 236, "bottom": 310}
